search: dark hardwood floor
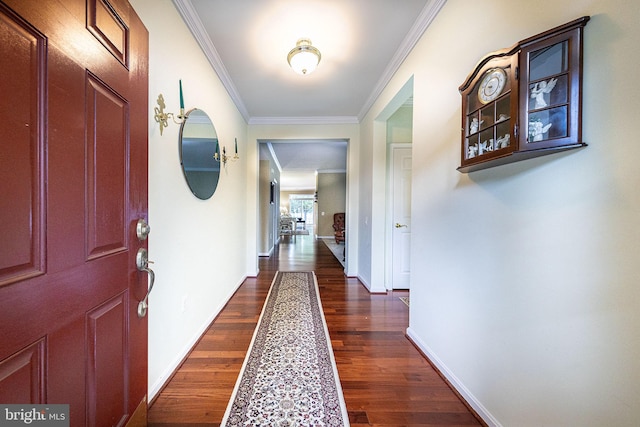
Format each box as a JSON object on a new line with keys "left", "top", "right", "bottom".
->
{"left": 147, "top": 234, "right": 483, "bottom": 426}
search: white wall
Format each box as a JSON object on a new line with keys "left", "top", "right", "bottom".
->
{"left": 359, "top": 0, "right": 640, "bottom": 425}
{"left": 387, "top": 105, "right": 413, "bottom": 144}
{"left": 130, "top": 0, "right": 248, "bottom": 400}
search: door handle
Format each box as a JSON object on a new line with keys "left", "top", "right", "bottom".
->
{"left": 136, "top": 247, "right": 155, "bottom": 318}
{"left": 395, "top": 223, "right": 408, "bottom": 228}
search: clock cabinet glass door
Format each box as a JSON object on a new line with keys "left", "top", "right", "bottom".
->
{"left": 462, "top": 56, "right": 518, "bottom": 167}
{"left": 520, "top": 27, "right": 584, "bottom": 151}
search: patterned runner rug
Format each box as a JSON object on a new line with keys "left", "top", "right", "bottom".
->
{"left": 221, "top": 271, "right": 350, "bottom": 426}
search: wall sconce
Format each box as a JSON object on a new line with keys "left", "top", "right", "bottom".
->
{"left": 153, "top": 80, "right": 187, "bottom": 135}
{"left": 214, "top": 138, "right": 240, "bottom": 166}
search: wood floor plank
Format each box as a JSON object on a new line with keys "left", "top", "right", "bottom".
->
{"left": 147, "top": 235, "right": 484, "bottom": 426}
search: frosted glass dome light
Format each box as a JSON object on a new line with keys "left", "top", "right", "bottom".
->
{"left": 287, "top": 38, "right": 321, "bottom": 75}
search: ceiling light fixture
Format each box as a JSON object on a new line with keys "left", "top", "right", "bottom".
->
{"left": 287, "top": 38, "right": 321, "bottom": 75}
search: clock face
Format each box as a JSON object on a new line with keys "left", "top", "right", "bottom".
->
{"left": 478, "top": 68, "right": 507, "bottom": 104}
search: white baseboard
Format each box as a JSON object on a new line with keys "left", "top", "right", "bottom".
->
{"left": 258, "top": 245, "right": 274, "bottom": 257}
{"left": 149, "top": 275, "right": 247, "bottom": 401}
{"left": 357, "top": 274, "right": 371, "bottom": 291}
{"left": 405, "top": 327, "right": 501, "bottom": 427}
{"left": 356, "top": 275, "right": 386, "bottom": 293}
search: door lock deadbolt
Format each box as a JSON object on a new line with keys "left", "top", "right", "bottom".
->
{"left": 136, "top": 218, "right": 151, "bottom": 241}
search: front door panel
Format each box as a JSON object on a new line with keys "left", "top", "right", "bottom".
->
{"left": 0, "top": 0, "right": 148, "bottom": 425}
{"left": 0, "top": 1, "right": 45, "bottom": 287}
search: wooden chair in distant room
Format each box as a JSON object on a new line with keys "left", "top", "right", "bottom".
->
{"left": 333, "top": 212, "right": 345, "bottom": 244}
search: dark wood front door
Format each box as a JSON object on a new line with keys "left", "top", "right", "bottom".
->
{"left": 0, "top": 0, "right": 149, "bottom": 425}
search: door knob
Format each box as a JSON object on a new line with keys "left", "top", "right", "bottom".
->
{"left": 395, "top": 223, "right": 408, "bottom": 228}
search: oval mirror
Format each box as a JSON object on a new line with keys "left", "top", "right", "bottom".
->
{"left": 179, "top": 108, "right": 220, "bottom": 200}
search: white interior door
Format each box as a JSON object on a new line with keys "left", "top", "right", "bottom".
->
{"left": 391, "top": 146, "right": 412, "bottom": 289}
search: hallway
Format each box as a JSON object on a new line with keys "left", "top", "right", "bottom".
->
{"left": 148, "top": 235, "right": 483, "bottom": 426}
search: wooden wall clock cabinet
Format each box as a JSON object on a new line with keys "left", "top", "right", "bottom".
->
{"left": 458, "top": 17, "right": 590, "bottom": 173}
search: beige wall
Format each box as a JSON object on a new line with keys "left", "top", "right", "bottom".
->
{"left": 359, "top": 1, "right": 640, "bottom": 425}
{"left": 258, "top": 160, "right": 270, "bottom": 254}
{"left": 316, "top": 173, "right": 347, "bottom": 237}
{"left": 258, "top": 160, "right": 280, "bottom": 255}
{"left": 130, "top": 0, "right": 248, "bottom": 399}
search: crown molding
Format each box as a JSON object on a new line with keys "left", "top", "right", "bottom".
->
{"left": 357, "top": 0, "right": 446, "bottom": 121}
{"left": 173, "top": 0, "right": 251, "bottom": 122}
{"left": 249, "top": 116, "right": 359, "bottom": 126}
{"left": 317, "top": 169, "right": 347, "bottom": 174}
{"left": 266, "top": 142, "right": 282, "bottom": 173}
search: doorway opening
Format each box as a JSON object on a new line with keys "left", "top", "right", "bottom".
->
{"left": 380, "top": 80, "right": 414, "bottom": 292}
{"left": 257, "top": 139, "right": 347, "bottom": 264}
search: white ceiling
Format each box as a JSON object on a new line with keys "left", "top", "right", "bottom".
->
{"left": 260, "top": 139, "right": 348, "bottom": 190}
{"left": 174, "top": 0, "right": 441, "bottom": 189}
